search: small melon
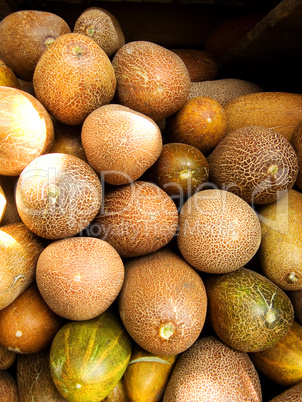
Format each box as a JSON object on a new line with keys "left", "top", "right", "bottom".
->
{"left": 81, "top": 104, "right": 162, "bottom": 185}
{"left": 15, "top": 153, "right": 102, "bottom": 239}
{"left": 269, "top": 382, "right": 302, "bottom": 402}
{"left": 118, "top": 247, "right": 208, "bottom": 356}
{"left": 91, "top": 181, "right": 178, "bottom": 257}
{"left": 73, "top": 7, "right": 125, "bottom": 57}
{"left": 177, "top": 189, "right": 261, "bottom": 274}
{"left": 33, "top": 32, "right": 116, "bottom": 125}
{"left": 224, "top": 92, "right": 302, "bottom": 141}
{"left": 0, "top": 59, "right": 20, "bottom": 89}
{"left": 207, "top": 126, "right": 299, "bottom": 205}
{"left": 36, "top": 236, "right": 124, "bottom": 321}
{"left": 0, "top": 371, "right": 19, "bottom": 401}
{"left": 205, "top": 267, "right": 295, "bottom": 352}
{"left": 112, "top": 40, "right": 191, "bottom": 121}
{"left": 163, "top": 336, "right": 262, "bottom": 401}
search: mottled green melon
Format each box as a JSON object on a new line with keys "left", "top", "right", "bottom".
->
{"left": 50, "top": 309, "right": 132, "bottom": 401}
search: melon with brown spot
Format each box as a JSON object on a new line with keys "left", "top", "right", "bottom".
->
{"left": 163, "top": 336, "right": 262, "bottom": 401}
{"left": 118, "top": 247, "right": 207, "bottom": 356}
{"left": 112, "top": 40, "right": 191, "bottom": 122}
{"left": 33, "top": 32, "right": 116, "bottom": 125}
{"left": 36, "top": 236, "right": 124, "bottom": 321}
{"left": 81, "top": 104, "right": 162, "bottom": 185}
{"left": 177, "top": 189, "right": 261, "bottom": 274}
{"left": 15, "top": 153, "right": 102, "bottom": 240}
{"left": 224, "top": 92, "right": 302, "bottom": 141}
{"left": 207, "top": 126, "right": 299, "bottom": 205}
{"left": 73, "top": 7, "right": 125, "bottom": 57}
{"left": 91, "top": 181, "right": 178, "bottom": 257}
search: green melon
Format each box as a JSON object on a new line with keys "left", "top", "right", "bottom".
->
{"left": 49, "top": 309, "right": 132, "bottom": 401}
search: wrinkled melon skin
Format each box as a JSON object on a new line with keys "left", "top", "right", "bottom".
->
{"left": 49, "top": 309, "right": 132, "bottom": 401}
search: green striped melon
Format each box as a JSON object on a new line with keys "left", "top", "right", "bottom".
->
{"left": 49, "top": 309, "right": 132, "bottom": 401}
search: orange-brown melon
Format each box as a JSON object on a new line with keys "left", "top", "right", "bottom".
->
{"left": 81, "top": 104, "right": 162, "bottom": 185}
{"left": 177, "top": 189, "right": 261, "bottom": 274}
{"left": 208, "top": 126, "right": 299, "bottom": 205}
{"left": 112, "top": 40, "right": 191, "bottom": 122}
{"left": 33, "top": 32, "right": 116, "bottom": 125}
{"left": 291, "top": 120, "right": 302, "bottom": 191}
{"left": 0, "top": 10, "right": 71, "bottom": 81}
{"left": 15, "top": 153, "right": 102, "bottom": 239}
{"left": 164, "top": 96, "right": 227, "bottom": 155}
{"left": 17, "top": 348, "right": 66, "bottom": 401}
{"left": 92, "top": 181, "right": 178, "bottom": 257}
{"left": 0, "top": 283, "right": 64, "bottom": 354}
{"left": 0, "top": 86, "right": 54, "bottom": 176}
{"left": 224, "top": 92, "right": 302, "bottom": 141}
{"left": 118, "top": 248, "right": 207, "bottom": 355}
{"left": 188, "top": 78, "right": 263, "bottom": 106}
{"left": 36, "top": 237, "right": 124, "bottom": 321}
{"left": 0, "top": 222, "right": 44, "bottom": 310}
{"left": 170, "top": 49, "right": 218, "bottom": 82}
{"left": 0, "top": 371, "right": 19, "bottom": 401}
{"left": 163, "top": 336, "right": 262, "bottom": 401}
{"left": 73, "top": 7, "right": 125, "bottom": 57}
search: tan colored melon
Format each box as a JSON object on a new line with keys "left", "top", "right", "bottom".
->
{"left": 36, "top": 237, "right": 124, "bottom": 321}
{"left": 291, "top": 120, "right": 302, "bottom": 191}
{"left": 0, "top": 10, "right": 71, "bottom": 81}
{"left": 270, "top": 382, "right": 302, "bottom": 402}
{"left": 208, "top": 126, "right": 299, "bottom": 205}
{"left": 91, "top": 181, "right": 178, "bottom": 257}
{"left": 163, "top": 336, "right": 262, "bottom": 402}
{"left": 0, "top": 86, "right": 54, "bottom": 176}
{"left": 0, "top": 371, "right": 19, "bottom": 401}
{"left": 33, "top": 32, "right": 116, "bottom": 125}
{"left": 81, "top": 104, "right": 162, "bottom": 185}
{"left": 177, "top": 189, "right": 261, "bottom": 274}
{"left": 170, "top": 49, "right": 218, "bottom": 82}
{"left": 73, "top": 7, "right": 125, "bottom": 57}
{"left": 188, "top": 78, "right": 263, "bottom": 106}
{"left": 118, "top": 247, "right": 207, "bottom": 355}
{"left": 112, "top": 40, "right": 191, "bottom": 122}
{"left": 224, "top": 92, "right": 302, "bottom": 141}
{"left": 15, "top": 153, "right": 102, "bottom": 239}
{"left": 0, "top": 222, "right": 44, "bottom": 310}
{"left": 0, "top": 283, "right": 64, "bottom": 354}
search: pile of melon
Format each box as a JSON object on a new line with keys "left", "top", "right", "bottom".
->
{"left": 0, "top": 7, "right": 302, "bottom": 401}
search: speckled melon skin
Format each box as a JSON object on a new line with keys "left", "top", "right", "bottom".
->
{"left": 92, "top": 181, "right": 178, "bottom": 257}
{"left": 81, "top": 104, "right": 163, "bottom": 185}
{"left": 118, "top": 248, "right": 207, "bottom": 356}
{"left": 15, "top": 153, "right": 102, "bottom": 240}
{"left": 177, "top": 189, "right": 261, "bottom": 274}
{"left": 163, "top": 336, "right": 262, "bottom": 402}
{"left": 112, "top": 40, "right": 191, "bottom": 122}
{"left": 33, "top": 32, "right": 116, "bottom": 125}
{"left": 291, "top": 120, "right": 302, "bottom": 191}
{"left": 36, "top": 236, "right": 125, "bottom": 321}
{"left": 207, "top": 126, "right": 299, "bottom": 205}
{"left": 0, "top": 370, "right": 19, "bottom": 402}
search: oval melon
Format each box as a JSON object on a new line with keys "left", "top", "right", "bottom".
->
{"left": 205, "top": 267, "right": 294, "bottom": 352}
{"left": 50, "top": 309, "right": 132, "bottom": 401}
{"left": 163, "top": 336, "right": 262, "bottom": 401}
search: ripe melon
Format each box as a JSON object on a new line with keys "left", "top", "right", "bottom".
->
{"left": 50, "top": 309, "right": 132, "bottom": 401}
{"left": 33, "top": 32, "right": 116, "bottom": 125}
